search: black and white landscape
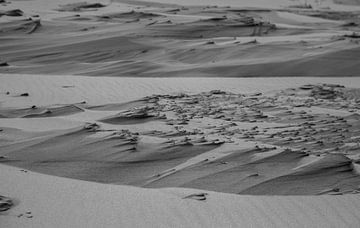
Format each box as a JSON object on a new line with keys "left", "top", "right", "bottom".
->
{"left": 1, "top": 0, "right": 360, "bottom": 227}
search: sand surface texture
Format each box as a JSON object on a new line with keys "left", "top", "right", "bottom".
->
{"left": 1, "top": 164, "right": 360, "bottom": 228}
{"left": 1, "top": 0, "right": 360, "bottom": 227}
{"left": 2, "top": 77, "right": 360, "bottom": 196}
{"left": 0, "top": 0, "right": 360, "bottom": 76}
{"left": 1, "top": 76, "right": 360, "bottom": 227}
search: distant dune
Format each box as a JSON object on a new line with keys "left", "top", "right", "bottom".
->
{"left": 0, "top": 0, "right": 359, "bottom": 77}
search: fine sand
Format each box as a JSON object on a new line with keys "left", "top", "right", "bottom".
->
{"left": 0, "top": 0, "right": 360, "bottom": 76}
{"left": 1, "top": 0, "right": 360, "bottom": 227}
{"left": 2, "top": 77, "right": 360, "bottom": 197}
{"left": 1, "top": 164, "right": 360, "bottom": 228}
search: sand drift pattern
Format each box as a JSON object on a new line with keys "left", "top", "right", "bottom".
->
{"left": 1, "top": 0, "right": 360, "bottom": 76}
{"left": 1, "top": 84, "right": 360, "bottom": 195}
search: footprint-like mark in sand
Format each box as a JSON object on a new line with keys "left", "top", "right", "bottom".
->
{"left": 17, "top": 211, "right": 33, "bottom": 218}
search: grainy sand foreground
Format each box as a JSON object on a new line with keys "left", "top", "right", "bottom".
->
{"left": 1, "top": 164, "right": 360, "bottom": 228}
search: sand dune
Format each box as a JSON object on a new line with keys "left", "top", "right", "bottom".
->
{"left": 0, "top": 125, "right": 219, "bottom": 184}
{"left": 0, "top": 0, "right": 359, "bottom": 76}
{"left": 1, "top": 0, "right": 360, "bottom": 227}
{"left": 0, "top": 104, "right": 84, "bottom": 118}
{"left": 2, "top": 80, "right": 360, "bottom": 196}
{"left": 1, "top": 164, "right": 360, "bottom": 228}
{"left": 146, "top": 147, "right": 360, "bottom": 195}
{"left": 240, "top": 154, "right": 360, "bottom": 195}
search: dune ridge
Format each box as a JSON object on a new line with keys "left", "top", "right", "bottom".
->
{"left": 0, "top": 0, "right": 359, "bottom": 76}
{"left": 2, "top": 82, "right": 360, "bottom": 196}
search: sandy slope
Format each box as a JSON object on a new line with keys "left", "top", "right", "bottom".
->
{"left": 1, "top": 75, "right": 360, "bottom": 196}
{"left": 1, "top": 0, "right": 360, "bottom": 226}
{"left": 0, "top": 0, "right": 359, "bottom": 76}
{"left": 1, "top": 164, "right": 360, "bottom": 228}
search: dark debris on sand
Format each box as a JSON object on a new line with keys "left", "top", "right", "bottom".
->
{"left": 0, "top": 62, "right": 9, "bottom": 67}
{"left": 0, "top": 18, "right": 41, "bottom": 34}
{"left": 0, "top": 195, "right": 13, "bottom": 212}
{"left": 58, "top": 2, "right": 106, "bottom": 12}
{"left": 183, "top": 193, "right": 208, "bottom": 201}
{"left": 0, "top": 9, "right": 24, "bottom": 17}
